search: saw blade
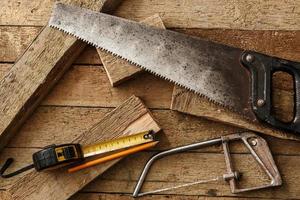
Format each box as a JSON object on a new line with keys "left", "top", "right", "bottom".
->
{"left": 49, "top": 3, "right": 255, "bottom": 121}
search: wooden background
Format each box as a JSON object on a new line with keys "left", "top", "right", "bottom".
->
{"left": 1, "top": 0, "right": 300, "bottom": 199}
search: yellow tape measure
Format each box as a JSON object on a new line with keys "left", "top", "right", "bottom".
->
{"left": 82, "top": 130, "right": 155, "bottom": 157}
{"left": 0, "top": 130, "right": 157, "bottom": 178}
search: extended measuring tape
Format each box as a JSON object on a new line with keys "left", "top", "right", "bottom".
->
{"left": 0, "top": 130, "right": 156, "bottom": 178}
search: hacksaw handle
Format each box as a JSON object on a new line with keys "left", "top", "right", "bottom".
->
{"left": 222, "top": 132, "right": 282, "bottom": 193}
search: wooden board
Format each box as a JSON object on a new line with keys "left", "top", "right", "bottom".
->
{"left": 98, "top": 14, "right": 166, "bottom": 86}
{"left": 171, "top": 85, "right": 299, "bottom": 141}
{"left": 2, "top": 0, "right": 300, "bottom": 30}
{"left": 72, "top": 193, "right": 281, "bottom": 200}
{"left": 0, "top": 96, "right": 160, "bottom": 200}
{"left": 2, "top": 1, "right": 300, "bottom": 199}
{"left": 0, "top": 0, "right": 121, "bottom": 153}
{"left": 3, "top": 149, "right": 300, "bottom": 199}
{"left": 80, "top": 152, "right": 300, "bottom": 199}
{"left": 71, "top": 193, "right": 278, "bottom": 200}
{"left": 0, "top": 64, "right": 173, "bottom": 109}
{"left": 1, "top": 105, "right": 300, "bottom": 199}
{"left": 1, "top": 28, "right": 299, "bottom": 64}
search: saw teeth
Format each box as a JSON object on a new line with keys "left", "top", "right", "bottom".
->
{"left": 49, "top": 23, "right": 250, "bottom": 120}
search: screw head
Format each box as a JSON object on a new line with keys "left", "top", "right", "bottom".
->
{"left": 245, "top": 54, "right": 255, "bottom": 63}
{"left": 250, "top": 138, "right": 257, "bottom": 146}
{"left": 257, "top": 99, "right": 265, "bottom": 107}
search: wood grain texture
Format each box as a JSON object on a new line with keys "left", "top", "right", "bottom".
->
{"left": 174, "top": 29, "right": 300, "bottom": 62}
{"left": 98, "top": 14, "right": 166, "bottom": 86}
{"left": 0, "top": 96, "right": 160, "bottom": 200}
{"left": 171, "top": 86, "right": 298, "bottom": 141}
{"left": 0, "top": 105, "right": 299, "bottom": 156}
{"left": 0, "top": 0, "right": 120, "bottom": 152}
{"left": 1, "top": 0, "right": 300, "bottom": 199}
{"left": 0, "top": 26, "right": 85, "bottom": 153}
{"left": 0, "top": 64, "right": 290, "bottom": 111}
{"left": 1, "top": 0, "right": 300, "bottom": 30}
{"left": 71, "top": 193, "right": 274, "bottom": 200}
{"left": 1, "top": 106, "right": 300, "bottom": 199}
{"left": 1, "top": 138, "right": 299, "bottom": 199}
{"left": 78, "top": 152, "right": 299, "bottom": 199}
{"left": 1, "top": 28, "right": 299, "bottom": 63}
{"left": 0, "top": 26, "right": 101, "bottom": 64}
{"left": 0, "top": 64, "right": 173, "bottom": 109}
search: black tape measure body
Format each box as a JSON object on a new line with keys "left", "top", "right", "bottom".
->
{"left": 33, "top": 144, "right": 84, "bottom": 171}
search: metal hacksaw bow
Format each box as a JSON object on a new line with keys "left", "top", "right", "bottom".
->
{"left": 132, "top": 132, "right": 282, "bottom": 197}
{"left": 49, "top": 3, "right": 300, "bottom": 134}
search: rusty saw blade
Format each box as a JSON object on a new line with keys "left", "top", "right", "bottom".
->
{"left": 49, "top": 3, "right": 300, "bottom": 134}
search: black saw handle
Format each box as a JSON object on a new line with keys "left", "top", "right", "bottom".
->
{"left": 241, "top": 51, "right": 300, "bottom": 134}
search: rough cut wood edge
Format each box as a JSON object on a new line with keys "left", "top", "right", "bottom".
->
{"left": 171, "top": 86, "right": 300, "bottom": 141}
{"left": 98, "top": 14, "right": 166, "bottom": 87}
{"left": 0, "top": 96, "right": 160, "bottom": 200}
{"left": 0, "top": 0, "right": 121, "bottom": 153}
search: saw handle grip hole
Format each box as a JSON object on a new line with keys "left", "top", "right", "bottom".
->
{"left": 241, "top": 51, "right": 300, "bottom": 133}
{"left": 272, "top": 72, "right": 294, "bottom": 123}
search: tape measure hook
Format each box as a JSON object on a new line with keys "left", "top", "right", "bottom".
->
{"left": 0, "top": 158, "right": 34, "bottom": 178}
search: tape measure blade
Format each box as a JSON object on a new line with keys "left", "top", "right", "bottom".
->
{"left": 82, "top": 130, "right": 155, "bottom": 158}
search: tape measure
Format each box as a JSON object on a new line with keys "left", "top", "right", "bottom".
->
{"left": 82, "top": 131, "right": 155, "bottom": 157}
{"left": 0, "top": 130, "right": 156, "bottom": 178}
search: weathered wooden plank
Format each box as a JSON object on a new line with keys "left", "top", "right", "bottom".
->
{"left": 171, "top": 86, "right": 299, "bottom": 141}
{"left": 1, "top": 27, "right": 299, "bottom": 64}
{"left": 2, "top": 105, "right": 300, "bottom": 155}
{"left": 1, "top": 142, "right": 298, "bottom": 199}
{"left": 0, "top": 0, "right": 119, "bottom": 153}
{"left": 174, "top": 29, "right": 300, "bottom": 63}
{"left": 0, "top": 27, "right": 85, "bottom": 153}
{"left": 2, "top": 64, "right": 294, "bottom": 110}
{"left": 0, "top": 26, "right": 41, "bottom": 63}
{"left": 1, "top": 0, "right": 300, "bottom": 30}
{"left": 0, "top": 96, "right": 160, "bottom": 200}
{"left": 0, "top": 26, "right": 101, "bottom": 64}
{"left": 71, "top": 193, "right": 275, "bottom": 200}
{"left": 0, "top": 64, "right": 173, "bottom": 108}
{"left": 80, "top": 152, "right": 298, "bottom": 199}
{"left": 0, "top": 62, "right": 295, "bottom": 141}
{"left": 0, "top": 102, "right": 298, "bottom": 199}
{"left": 43, "top": 65, "right": 173, "bottom": 108}
{"left": 98, "top": 14, "right": 166, "bottom": 86}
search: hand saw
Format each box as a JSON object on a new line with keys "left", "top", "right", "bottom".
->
{"left": 49, "top": 3, "right": 300, "bottom": 134}
{"left": 0, "top": 130, "right": 157, "bottom": 178}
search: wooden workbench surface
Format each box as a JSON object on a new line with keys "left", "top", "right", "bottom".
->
{"left": 1, "top": 1, "right": 300, "bottom": 199}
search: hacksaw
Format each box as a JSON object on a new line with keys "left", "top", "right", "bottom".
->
{"left": 49, "top": 3, "right": 300, "bottom": 134}
{"left": 133, "top": 132, "right": 282, "bottom": 197}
